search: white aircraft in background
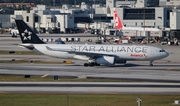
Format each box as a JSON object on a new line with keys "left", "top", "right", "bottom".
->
{"left": 15, "top": 19, "right": 169, "bottom": 67}
{"left": 114, "top": 10, "right": 161, "bottom": 31}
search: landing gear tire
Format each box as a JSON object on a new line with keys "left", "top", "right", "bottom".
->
{"left": 95, "top": 63, "right": 100, "bottom": 66}
{"left": 89, "top": 63, "right": 95, "bottom": 67}
{"left": 84, "top": 63, "right": 100, "bottom": 67}
{"left": 84, "top": 63, "right": 89, "bottom": 67}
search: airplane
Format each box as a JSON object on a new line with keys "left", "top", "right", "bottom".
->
{"left": 114, "top": 10, "right": 161, "bottom": 32}
{"left": 15, "top": 19, "right": 169, "bottom": 67}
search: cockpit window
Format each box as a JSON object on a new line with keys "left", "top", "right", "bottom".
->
{"left": 159, "top": 49, "right": 165, "bottom": 52}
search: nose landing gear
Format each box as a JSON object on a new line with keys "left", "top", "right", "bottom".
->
{"left": 149, "top": 61, "right": 153, "bottom": 66}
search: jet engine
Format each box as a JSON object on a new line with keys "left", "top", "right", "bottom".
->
{"left": 96, "top": 56, "right": 115, "bottom": 65}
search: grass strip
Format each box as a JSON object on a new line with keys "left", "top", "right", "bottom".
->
{"left": 0, "top": 75, "right": 132, "bottom": 82}
{"left": 0, "top": 50, "right": 39, "bottom": 55}
{"left": 0, "top": 60, "right": 65, "bottom": 64}
{"left": 0, "top": 94, "right": 179, "bottom": 106}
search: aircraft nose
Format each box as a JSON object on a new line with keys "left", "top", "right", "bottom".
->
{"left": 164, "top": 52, "right": 169, "bottom": 57}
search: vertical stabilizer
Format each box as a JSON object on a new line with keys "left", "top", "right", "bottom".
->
{"left": 114, "top": 10, "right": 123, "bottom": 30}
{"left": 15, "top": 19, "right": 45, "bottom": 44}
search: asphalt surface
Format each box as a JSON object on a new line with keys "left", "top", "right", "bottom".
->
{"left": 0, "top": 33, "right": 180, "bottom": 94}
{"left": 0, "top": 82, "right": 180, "bottom": 94}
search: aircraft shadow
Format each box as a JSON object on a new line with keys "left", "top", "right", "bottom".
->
{"left": 99, "top": 63, "right": 143, "bottom": 68}
{"left": 66, "top": 63, "right": 143, "bottom": 67}
{"left": 64, "top": 63, "right": 180, "bottom": 69}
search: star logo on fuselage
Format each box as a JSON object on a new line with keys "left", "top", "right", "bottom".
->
{"left": 21, "top": 29, "right": 32, "bottom": 41}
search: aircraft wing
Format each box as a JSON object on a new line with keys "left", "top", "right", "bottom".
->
{"left": 19, "top": 44, "right": 34, "bottom": 50}
{"left": 45, "top": 46, "right": 117, "bottom": 57}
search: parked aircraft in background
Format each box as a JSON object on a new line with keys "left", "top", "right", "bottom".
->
{"left": 114, "top": 10, "right": 161, "bottom": 32}
{"left": 10, "top": 29, "right": 19, "bottom": 38}
{"left": 15, "top": 19, "right": 169, "bottom": 66}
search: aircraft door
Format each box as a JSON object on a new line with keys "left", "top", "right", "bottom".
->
{"left": 150, "top": 47, "right": 154, "bottom": 55}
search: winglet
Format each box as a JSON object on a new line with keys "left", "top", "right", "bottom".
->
{"left": 114, "top": 10, "right": 123, "bottom": 30}
{"left": 15, "top": 19, "right": 45, "bottom": 44}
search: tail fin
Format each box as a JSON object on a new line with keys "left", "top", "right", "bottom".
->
{"left": 15, "top": 19, "right": 45, "bottom": 44}
{"left": 114, "top": 10, "right": 123, "bottom": 30}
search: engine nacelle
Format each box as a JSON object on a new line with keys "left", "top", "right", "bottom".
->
{"left": 96, "top": 56, "right": 115, "bottom": 65}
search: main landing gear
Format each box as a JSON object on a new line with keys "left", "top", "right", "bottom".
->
{"left": 84, "top": 62, "right": 100, "bottom": 67}
{"left": 149, "top": 61, "right": 153, "bottom": 66}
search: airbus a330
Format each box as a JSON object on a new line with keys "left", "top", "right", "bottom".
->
{"left": 15, "top": 19, "right": 169, "bottom": 67}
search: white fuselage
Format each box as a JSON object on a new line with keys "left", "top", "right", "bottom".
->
{"left": 122, "top": 26, "right": 161, "bottom": 32}
{"left": 29, "top": 44, "right": 169, "bottom": 62}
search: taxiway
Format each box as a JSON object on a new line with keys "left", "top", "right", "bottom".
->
{"left": 0, "top": 33, "right": 180, "bottom": 94}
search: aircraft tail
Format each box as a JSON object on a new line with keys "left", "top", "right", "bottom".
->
{"left": 114, "top": 10, "right": 123, "bottom": 30}
{"left": 15, "top": 19, "right": 45, "bottom": 44}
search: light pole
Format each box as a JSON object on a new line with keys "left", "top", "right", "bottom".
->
{"left": 93, "top": 0, "right": 96, "bottom": 7}
{"left": 143, "top": 7, "right": 145, "bottom": 35}
{"left": 52, "top": 0, "right": 55, "bottom": 9}
{"left": 64, "top": 9, "right": 65, "bottom": 33}
{"left": 74, "top": 0, "right": 76, "bottom": 8}
{"left": 52, "top": 0, "right": 56, "bottom": 32}
{"left": 0, "top": 18, "right": 2, "bottom": 28}
{"left": 143, "top": 7, "right": 149, "bottom": 43}
{"left": 38, "top": 22, "right": 41, "bottom": 34}
{"left": 47, "top": 22, "right": 49, "bottom": 33}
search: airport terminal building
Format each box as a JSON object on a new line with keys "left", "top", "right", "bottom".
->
{"left": 0, "top": 0, "right": 180, "bottom": 38}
